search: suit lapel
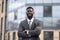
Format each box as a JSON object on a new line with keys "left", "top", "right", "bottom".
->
{"left": 25, "top": 19, "right": 35, "bottom": 30}
{"left": 25, "top": 19, "right": 29, "bottom": 29}
{"left": 31, "top": 19, "right": 35, "bottom": 30}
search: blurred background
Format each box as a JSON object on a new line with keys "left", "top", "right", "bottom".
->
{"left": 0, "top": 0, "right": 60, "bottom": 40}
{"left": 7, "top": 0, "right": 60, "bottom": 30}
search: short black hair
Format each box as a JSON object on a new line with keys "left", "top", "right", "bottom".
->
{"left": 26, "top": 7, "right": 34, "bottom": 10}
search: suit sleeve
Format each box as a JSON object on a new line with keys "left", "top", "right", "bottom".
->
{"left": 29, "top": 21, "right": 42, "bottom": 37}
{"left": 18, "top": 22, "right": 28, "bottom": 38}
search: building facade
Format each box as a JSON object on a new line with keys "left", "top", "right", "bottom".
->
{"left": 0, "top": 0, "right": 7, "bottom": 40}
{"left": 0, "top": 0, "right": 60, "bottom": 40}
{"left": 7, "top": 0, "right": 60, "bottom": 40}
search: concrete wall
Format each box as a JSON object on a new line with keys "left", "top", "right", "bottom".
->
{"left": 0, "top": 0, "right": 7, "bottom": 40}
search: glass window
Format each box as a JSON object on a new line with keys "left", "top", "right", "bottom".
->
{"left": 53, "top": 18, "right": 60, "bottom": 29}
{"left": 7, "top": 0, "right": 60, "bottom": 30}
{"left": 14, "top": 10, "right": 18, "bottom": 20}
{"left": 16, "top": 0, "right": 26, "bottom": 3}
{"left": 26, "top": 0, "right": 35, "bottom": 3}
{"left": 44, "top": 31, "right": 53, "bottom": 40}
{"left": 13, "top": 32, "right": 16, "bottom": 40}
{"left": 43, "top": 0, "right": 52, "bottom": 3}
{"left": 52, "top": 6, "right": 60, "bottom": 17}
{"left": 35, "top": 0, "right": 43, "bottom": 3}
{"left": 34, "top": 6, "right": 43, "bottom": 18}
{"left": 35, "top": 17, "right": 43, "bottom": 22}
{"left": 53, "top": 0, "right": 60, "bottom": 3}
{"left": 43, "top": 17, "right": 53, "bottom": 29}
{"left": 8, "top": 12, "right": 14, "bottom": 21}
{"left": 18, "top": 9, "right": 22, "bottom": 19}
{"left": 21, "top": 7, "right": 26, "bottom": 18}
{"left": 43, "top": 6, "right": 52, "bottom": 17}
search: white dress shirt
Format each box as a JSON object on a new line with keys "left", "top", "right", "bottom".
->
{"left": 27, "top": 18, "right": 34, "bottom": 27}
{"left": 26, "top": 18, "right": 34, "bottom": 34}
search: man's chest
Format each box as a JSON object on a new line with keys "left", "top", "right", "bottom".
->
{"left": 22, "top": 22, "right": 36, "bottom": 30}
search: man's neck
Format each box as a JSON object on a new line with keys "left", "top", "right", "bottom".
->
{"left": 27, "top": 17, "right": 34, "bottom": 21}
{"left": 28, "top": 17, "right": 33, "bottom": 20}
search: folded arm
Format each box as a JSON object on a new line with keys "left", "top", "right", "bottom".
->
{"left": 18, "top": 22, "right": 28, "bottom": 38}
{"left": 26, "top": 21, "right": 42, "bottom": 37}
{"left": 29, "top": 27, "right": 41, "bottom": 37}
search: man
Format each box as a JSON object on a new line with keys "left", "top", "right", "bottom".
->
{"left": 18, "top": 7, "right": 42, "bottom": 40}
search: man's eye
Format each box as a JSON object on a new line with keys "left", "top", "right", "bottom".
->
{"left": 27, "top": 11, "right": 32, "bottom": 12}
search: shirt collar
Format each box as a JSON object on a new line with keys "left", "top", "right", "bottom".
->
{"left": 27, "top": 17, "right": 34, "bottom": 22}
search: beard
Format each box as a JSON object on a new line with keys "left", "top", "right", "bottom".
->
{"left": 27, "top": 14, "right": 33, "bottom": 20}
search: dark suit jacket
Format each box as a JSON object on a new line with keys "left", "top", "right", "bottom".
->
{"left": 18, "top": 19, "right": 42, "bottom": 40}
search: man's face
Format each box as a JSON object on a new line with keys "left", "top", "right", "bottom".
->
{"left": 26, "top": 8, "right": 34, "bottom": 19}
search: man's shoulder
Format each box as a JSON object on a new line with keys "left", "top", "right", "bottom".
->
{"left": 34, "top": 19, "right": 41, "bottom": 22}
{"left": 20, "top": 19, "right": 26, "bottom": 23}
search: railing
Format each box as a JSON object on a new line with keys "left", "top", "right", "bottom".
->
{"left": 6, "top": 30, "right": 60, "bottom": 40}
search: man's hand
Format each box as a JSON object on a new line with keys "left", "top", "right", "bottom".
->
{"left": 23, "top": 30, "right": 29, "bottom": 34}
{"left": 34, "top": 26, "right": 39, "bottom": 30}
